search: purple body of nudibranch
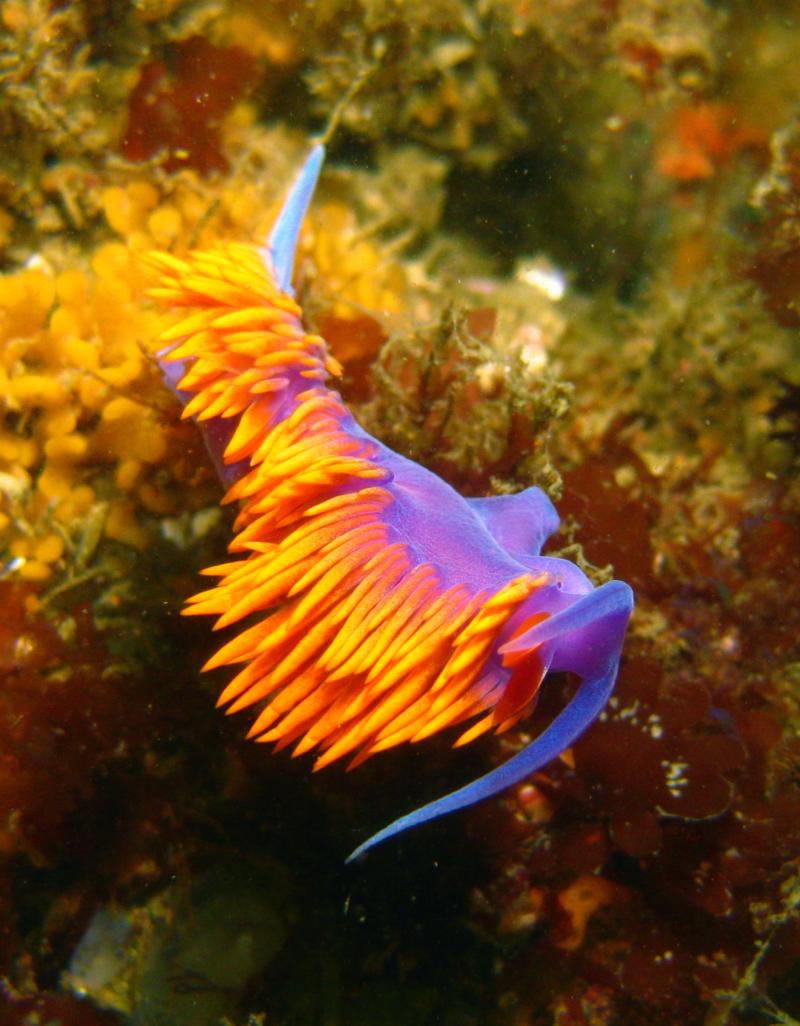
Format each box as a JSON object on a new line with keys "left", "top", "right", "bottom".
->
{"left": 159, "top": 144, "right": 634, "bottom": 861}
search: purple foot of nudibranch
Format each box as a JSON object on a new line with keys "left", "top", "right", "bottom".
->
{"left": 346, "top": 579, "right": 633, "bottom": 863}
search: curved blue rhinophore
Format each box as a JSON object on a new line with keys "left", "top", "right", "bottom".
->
{"left": 346, "top": 580, "right": 633, "bottom": 863}
{"left": 467, "top": 488, "right": 560, "bottom": 561}
{"left": 263, "top": 143, "right": 325, "bottom": 294}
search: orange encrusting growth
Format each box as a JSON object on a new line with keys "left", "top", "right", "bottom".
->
{"left": 149, "top": 242, "right": 549, "bottom": 769}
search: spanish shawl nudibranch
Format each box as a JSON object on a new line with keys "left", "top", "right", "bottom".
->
{"left": 149, "top": 144, "right": 634, "bottom": 862}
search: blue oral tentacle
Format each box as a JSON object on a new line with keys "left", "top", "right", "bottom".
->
{"left": 346, "top": 657, "right": 620, "bottom": 863}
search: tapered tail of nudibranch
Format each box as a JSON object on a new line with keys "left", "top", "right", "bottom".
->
{"left": 148, "top": 144, "right": 634, "bottom": 862}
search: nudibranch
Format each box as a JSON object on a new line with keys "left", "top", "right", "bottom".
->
{"left": 149, "top": 144, "right": 634, "bottom": 861}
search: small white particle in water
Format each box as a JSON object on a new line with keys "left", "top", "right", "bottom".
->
{"left": 662, "top": 759, "right": 690, "bottom": 796}
{"left": 0, "top": 556, "right": 25, "bottom": 580}
{"left": 516, "top": 258, "right": 567, "bottom": 301}
{"left": 517, "top": 325, "right": 548, "bottom": 375}
{"left": 25, "top": 253, "right": 53, "bottom": 273}
{"left": 717, "top": 630, "right": 739, "bottom": 655}
{"left": 618, "top": 700, "right": 641, "bottom": 721}
{"left": 475, "top": 361, "right": 506, "bottom": 395}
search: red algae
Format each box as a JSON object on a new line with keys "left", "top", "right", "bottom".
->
{"left": 559, "top": 449, "right": 657, "bottom": 595}
{"left": 656, "top": 103, "right": 766, "bottom": 185}
{"left": 122, "top": 36, "right": 259, "bottom": 174}
{"left": 0, "top": 582, "right": 144, "bottom": 863}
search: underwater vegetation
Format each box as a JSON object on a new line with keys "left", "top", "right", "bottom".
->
{"left": 0, "top": 1, "right": 798, "bottom": 1025}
